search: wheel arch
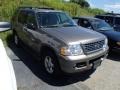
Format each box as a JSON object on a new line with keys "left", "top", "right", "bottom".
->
{"left": 40, "top": 44, "right": 58, "bottom": 58}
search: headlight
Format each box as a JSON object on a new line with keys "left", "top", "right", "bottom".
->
{"left": 117, "top": 42, "right": 120, "bottom": 46}
{"left": 60, "top": 44, "right": 83, "bottom": 56}
{"left": 105, "top": 38, "right": 108, "bottom": 45}
{"left": 103, "top": 38, "right": 108, "bottom": 48}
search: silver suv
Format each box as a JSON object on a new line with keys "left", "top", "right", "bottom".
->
{"left": 11, "top": 7, "right": 108, "bottom": 76}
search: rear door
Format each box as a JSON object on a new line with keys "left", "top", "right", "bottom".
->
{"left": 16, "top": 10, "right": 29, "bottom": 44}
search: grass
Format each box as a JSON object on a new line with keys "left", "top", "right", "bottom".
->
{"left": 0, "top": 30, "right": 12, "bottom": 46}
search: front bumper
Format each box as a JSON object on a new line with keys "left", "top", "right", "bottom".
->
{"left": 58, "top": 49, "right": 108, "bottom": 73}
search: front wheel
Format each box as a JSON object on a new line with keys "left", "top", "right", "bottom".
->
{"left": 42, "top": 51, "right": 61, "bottom": 76}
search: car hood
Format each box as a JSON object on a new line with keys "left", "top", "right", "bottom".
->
{"left": 100, "top": 30, "right": 120, "bottom": 41}
{"left": 43, "top": 26, "right": 105, "bottom": 44}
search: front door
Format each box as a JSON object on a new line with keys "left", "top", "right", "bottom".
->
{"left": 24, "top": 11, "right": 40, "bottom": 53}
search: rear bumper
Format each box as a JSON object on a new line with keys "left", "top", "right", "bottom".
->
{"left": 58, "top": 49, "right": 108, "bottom": 73}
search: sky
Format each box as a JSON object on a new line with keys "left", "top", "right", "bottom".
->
{"left": 64, "top": 0, "right": 120, "bottom": 13}
{"left": 87, "top": 0, "right": 120, "bottom": 13}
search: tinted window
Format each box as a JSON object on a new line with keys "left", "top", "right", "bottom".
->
{"left": 96, "top": 16, "right": 104, "bottom": 19}
{"left": 27, "top": 12, "right": 37, "bottom": 25}
{"left": 12, "top": 9, "right": 19, "bottom": 21}
{"left": 37, "top": 12, "right": 76, "bottom": 27}
{"left": 26, "top": 12, "right": 37, "bottom": 30}
{"left": 91, "top": 20, "right": 113, "bottom": 31}
{"left": 104, "top": 16, "right": 114, "bottom": 26}
{"left": 18, "top": 10, "right": 27, "bottom": 24}
{"left": 115, "top": 17, "right": 120, "bottom": 25}
{"left": 78, "top": 19, "right": 91, "bottom": 28}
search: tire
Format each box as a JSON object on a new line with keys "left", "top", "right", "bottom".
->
{"left": 42, "top": 50, "right": 61, "bottom": 76}
{"left": 13, "top": 31, "right": 20, "bottom": 47}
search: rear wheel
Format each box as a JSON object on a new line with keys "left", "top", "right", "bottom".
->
{"left": 44, "top": 56, "right": 54, "bottom": 74}
{"left": 42, "top": 50, "right": 61, "bottom": 76}
{"left": 13, "top": 31, "right": 20, "bottom": 47}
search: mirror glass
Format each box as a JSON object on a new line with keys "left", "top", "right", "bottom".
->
{"left": 0, "top": 22, "right": 11, "bottom": 32}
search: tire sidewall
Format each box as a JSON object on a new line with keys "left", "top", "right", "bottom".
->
{"left": 42, "top": 51, "right": 61, "bottom": 76}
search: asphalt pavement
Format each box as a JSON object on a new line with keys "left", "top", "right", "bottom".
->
{"left": 5, "top": 41, "right": 120, "bottom": 90}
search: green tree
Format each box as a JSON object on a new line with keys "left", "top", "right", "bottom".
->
{"left": 70, "top": 0, "right": 90, "bottom": 8}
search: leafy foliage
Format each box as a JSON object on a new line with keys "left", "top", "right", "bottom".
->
{"left": 70, "top": 0, "right": 90, "bottom": 8}
{"left": 0, "top": 0, "right": 105, "bottom": 21}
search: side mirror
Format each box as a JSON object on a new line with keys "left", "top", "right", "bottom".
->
{"left": 113, "top": 25, "right": 116, "bottom": 28}
{"left": 87, "top": 26, "right": 92, "bottom": 29}
{"left": 0, "top": 22, "right": 11, "bottom": 32}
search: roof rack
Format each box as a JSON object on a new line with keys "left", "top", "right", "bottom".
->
{"left": 19, "top": 6, "right": 54, "bottom": 10}
{"left": 72, "top": 17, "right": 79, "bottom": 19}
{"left": 104, "top": 13, "right": 120, "bottom": 16}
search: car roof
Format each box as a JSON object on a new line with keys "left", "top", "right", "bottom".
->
{"left": 96, "top": 13, "right": 120, "bottom": 18}
{"left": 19, "top": 7, "right": 62, "bottom": 13}
{"left": 73, "top": 16, "right": 102, "bottom": 21}
{"left": 36, "top": 9, "right": 62, "bottom": 13}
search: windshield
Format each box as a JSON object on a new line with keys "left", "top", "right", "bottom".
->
{"left": 37, "top": 12, "right": 77, "bottom": 28}
{"left": 91, "top": 20, "right": 113, "bottom": 31}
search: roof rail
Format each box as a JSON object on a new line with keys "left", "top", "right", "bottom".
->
{"left": 19, "top": 6, "right": 32, "bottom": 9}
{"left": 72, "top": 17, "right": 79, "bottom": 19}
{"left": 105, "top": 13, "right": 120, "bottom": 16}
{"left": 38, "top": 7, "right": 54, "bottom": 10}
{"left": 19, "top": 6, "right": 54, "bottom": 10}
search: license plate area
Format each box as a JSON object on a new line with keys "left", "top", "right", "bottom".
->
{"left": 93, "top": 59, "right": 102, "bottom": 69}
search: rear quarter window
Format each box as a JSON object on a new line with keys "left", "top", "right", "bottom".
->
{"left": 104, "top": 16, "right": 114, "bottom": 26}
{"left": 11, "top": 9, "right": 19, "bottom": 21}
{"left": 115, "top": 17, "right": 120, "bottom": 25}
{"left": 18, "top": 10, "right": 28, "bottom": 24}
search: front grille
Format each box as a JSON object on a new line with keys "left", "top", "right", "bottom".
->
{"left": 82, "top": 40, "right": 105, "bottom": 54}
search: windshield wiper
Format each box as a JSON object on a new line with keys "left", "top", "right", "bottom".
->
{"left": 63, "top": 24, "right": 76, "bottom": 27}
{"left": 60, "top": 23, "right": 76, "bottom": 27}
{"left": 41, "top": 25, "right": 59, "bottom": 28}
{"left": 41, "top": 23, "right": 76, "bottom": 28}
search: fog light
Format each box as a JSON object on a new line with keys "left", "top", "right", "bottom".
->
{"left": 117, "top": 42, "right": 120, "bottom": 46}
